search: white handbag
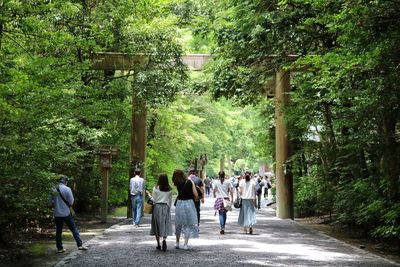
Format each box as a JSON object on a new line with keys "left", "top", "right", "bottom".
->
{"left": 223, "top": 199, "right": 232, "bottom": 211}
{"left": 215, "top": 181, "right": 232, "bottom": 211}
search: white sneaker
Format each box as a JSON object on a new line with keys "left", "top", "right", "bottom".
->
{"left": 57, "top": 248, "right": 66, "bottom": 253}
{"left": 182, "top": 244, "right": 190, "bottom": 250}
{"left": 78, "top": 246, "right": 88, "bottom": 251}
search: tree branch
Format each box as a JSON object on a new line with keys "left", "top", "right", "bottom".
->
{"left": 3, "top": 32, "right": 34, "bottom": 59}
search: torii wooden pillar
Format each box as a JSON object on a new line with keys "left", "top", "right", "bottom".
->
{"left": 92, "top": 53, "right": 149, "bottom": 218}
{"left": 275, "top": 70, "right": 293, "bottom": 219}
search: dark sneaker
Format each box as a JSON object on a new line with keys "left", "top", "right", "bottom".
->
{"left": 156, "top": 245, "right": 161, "bottom": 250}
{"left": 162, "top": 240, "right": 167, "bottom": 251}
{"left": 249, "top": 228, "right": 253, "bottom": 235}
{"left": 220, "top": 229, "right": 225, "bottom": 235}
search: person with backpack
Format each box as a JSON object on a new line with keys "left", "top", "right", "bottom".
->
{"left": 188, "top": 168, "right": 204, "bottom": 224}
{"left": 48, "top": 175, "right": 88, "bottom": 253}
{"left": 264, "top": 176, "right": 272, "bottom": 199}
{"left": 255, "top": 177, "right": 264, "bottom": 209}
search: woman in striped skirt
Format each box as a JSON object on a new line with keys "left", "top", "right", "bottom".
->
{"left": 150, "top": 173, "right": 173, "bottom": 251}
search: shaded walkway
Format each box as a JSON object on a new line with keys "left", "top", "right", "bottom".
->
{"left": 55, "top": 197, "right": 399, "bottom": 267}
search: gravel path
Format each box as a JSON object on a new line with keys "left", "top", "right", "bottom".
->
{"left": 55, "top": 197, "right": 399, "bottom": 267}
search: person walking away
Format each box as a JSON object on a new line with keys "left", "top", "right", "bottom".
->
{"left": 129, "top": 168, "right": 145, "bottom": 227}
{"left": 255, "top": 178, "right": 263, "bottom": 209}
{"left": 262, "top": 176, "right": 267, "bottom": 199}
{"left": 150, "top": 173, "right": 173, "bottom": 251}
{"left": 172, "top": 169, "right": 199, "bottom": 250}
{"left": 188, "top": 168, "right": 204, "bottom": 224}
{"left": 265, "top": 177, "right": 272, "bottom": 199}
{"left": 238, "top": 171, "right": 257, "bottom": 234}
{"left": 48, "top": 175, "right": 88, "bottom": 253}
{"left": 213, "top": 171, "right": 233, "bottom": 234}
{"left": 204, "top": 176, "right": 212, "bottom": 197}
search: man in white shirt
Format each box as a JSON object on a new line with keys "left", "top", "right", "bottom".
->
{"left": 129, "top": 168, "right": 145, "bottom": 227}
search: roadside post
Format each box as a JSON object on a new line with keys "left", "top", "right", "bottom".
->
{"left": 99, "top": 145, "right": 118, "bottom": 223}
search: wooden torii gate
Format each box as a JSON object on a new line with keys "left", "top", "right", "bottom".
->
{"left": 92, "top": 52, "right": 294, "bottom": 219}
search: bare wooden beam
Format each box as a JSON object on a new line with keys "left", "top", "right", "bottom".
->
{"left": 91, "top": 52, "right": 211, "bottom": 71}
{"left": 92, "top": 52, "right": 148, "bottom": 70}
{"left": 182, "top": 54, "right": 211, "bottom": 70}
{"left": 91, "top": 52, "right": 300, "bottom": 73}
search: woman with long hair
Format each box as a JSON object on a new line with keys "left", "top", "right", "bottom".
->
{"left": 172, "top": 169, "right": 199, "bottom": 250}
{"left": 150, "top": 173, "right": 173, "bottom": 251}
{"left": 213, "top": 170, "right": 233, "bottom": 234}
{"left": 237, "top": 171, "right": 257, "bottom": 234}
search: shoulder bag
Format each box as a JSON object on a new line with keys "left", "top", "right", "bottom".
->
{"left": 56, "top": 186, "right": 75, "bottom": 216}
{"left": 143, "top": 191, "right": 154, "bottom": 214}
{"left": 233, "top": 192, "right": 242, "bottom": 209}
{"left": 215, "top": 181, "right": 232, "bottom": 211}
{"left": 143, "top": 199, "right": 154, "bottom": 214}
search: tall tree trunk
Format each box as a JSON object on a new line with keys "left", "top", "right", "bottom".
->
{"left": 381, "top": 115, "right": 400, "bottom": 200}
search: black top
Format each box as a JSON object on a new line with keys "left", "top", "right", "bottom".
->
{"left": 177, "top": 180, "right": 195, "bottom": 200}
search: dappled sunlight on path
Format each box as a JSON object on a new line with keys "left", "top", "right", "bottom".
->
{"left": 55, "top": 197, "right": 399, "bottom": 267}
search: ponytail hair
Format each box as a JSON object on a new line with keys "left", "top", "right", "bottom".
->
{"left": 245, "top": 171, "right": 251, "bottom": 182}
{"left": 218, "top": 171, "right": 225, "bottom": 182}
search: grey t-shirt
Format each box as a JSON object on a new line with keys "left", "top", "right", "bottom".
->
{"left": 204, "top": 177, "right": 211, "bottom": 187}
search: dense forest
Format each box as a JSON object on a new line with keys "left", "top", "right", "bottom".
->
{"left": 0, "top": 0, "right": 399, "bottom": 248}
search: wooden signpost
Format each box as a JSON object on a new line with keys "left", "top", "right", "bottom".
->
{"left": 99, "top": 145, "right": 118, "bottom": 223}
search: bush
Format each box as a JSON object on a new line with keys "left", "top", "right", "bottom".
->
{"left": 294, "top": 175, "right": 319, "bottom": 216}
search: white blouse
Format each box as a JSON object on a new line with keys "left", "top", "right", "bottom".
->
{"left": 239, "top": 179, "right": 256, "bottom": 199}
{"left": 152, "top": 186, "right": 172, "bottom": 207}
{"left": 213, "top": 179, "right": 232, "bottom": 199}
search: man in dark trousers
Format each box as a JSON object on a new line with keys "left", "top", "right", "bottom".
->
{"left": 188, "top": 168, "right": 204, "bottom": 224}
{"left": 255, "top": 177, "right": 263, "bottom": 209}
{"left": 48, "top": 175, "right": 88, "bottom": 253}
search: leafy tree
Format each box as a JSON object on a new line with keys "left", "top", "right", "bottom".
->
{"left": 190, "top": 0, "right": 400, "bottom": 242}
{"left": 0, "top": 0, "right": 188, "bottom": 244}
